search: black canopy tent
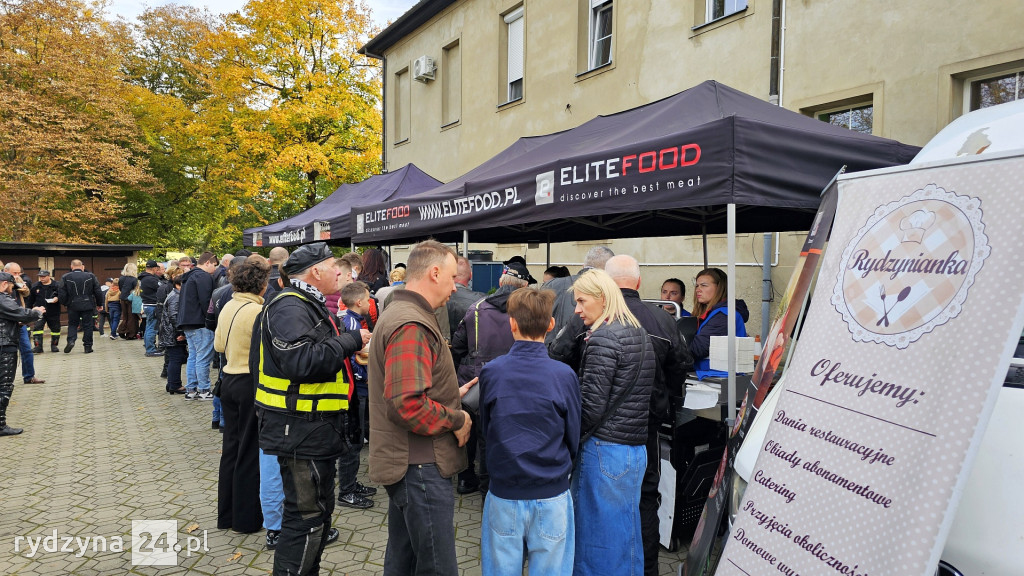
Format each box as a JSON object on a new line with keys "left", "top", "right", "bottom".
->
{"left": 349, "top": 81, "right": 921, "bottom": 421}
{"left": 350, "top": 81, "right": 920, "bottom": 245}
{"left": 243, "top": 163, "right": 441, "bottom": 248}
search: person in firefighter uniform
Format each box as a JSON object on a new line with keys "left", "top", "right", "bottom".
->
{"left": 58, "top": 260, "right": 104, "bottom": 354}
{"left": 0, "top": 271, "right": 45, "bottom": 436}
{"left": 29, "top": 270, "right": 62, "bottom": 353}
{"left": 253, "top": 242, "right": 370, "bottom": 576}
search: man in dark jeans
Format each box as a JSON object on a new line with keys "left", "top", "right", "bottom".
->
{"left": 58, "top": 260, "right": 104, "bottom": 354}
{"left": 368, "top": 240, "right": 473, "bottom": 576}
{"left": 139, "top": 260, "right": 164, "bottom": 357}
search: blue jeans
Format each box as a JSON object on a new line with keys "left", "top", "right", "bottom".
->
{"left": 107, "top": 302, "right": 121, "bottom": 338}
{"left": 483, "top": 491, "right": 574, "bottom": 576}
{"left": 571, "top": 439, "right": 646, "bottom": 576}
{"left": 383, "top": 464, "right": 458, "bottom": 576}
{"left": 259, "top": 449, "right": 284, "bottom": 531}
{"left": 143, "top": 305, "right": 158, "bottom": 354}
{"left": 183, "top": 328, "right": 214, "bottom": 392}
{"left": 212, "top": 396, "right": 224, "bottom": 426}
{"left": 18, "top": 326, "right": 34, "bottom": 382}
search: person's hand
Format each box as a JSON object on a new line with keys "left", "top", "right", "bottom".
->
{"left": 454, "top": 410, "right": 472, "bottom": 447}
{"left": 459, "top": 377, "right": 478, "bottom": 399}
{"left": 359, "top": 329, "right": 371, "bottom": 345}
{"left": 176, "top": 335, "right": 184, "bottom": 341}
{"left": 32, "top": 306, "right": 45, "bottom": 314}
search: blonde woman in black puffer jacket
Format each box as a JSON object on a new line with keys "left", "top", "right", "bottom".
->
{"left": 569, "top": 268, "right": 655, "bottom": 576}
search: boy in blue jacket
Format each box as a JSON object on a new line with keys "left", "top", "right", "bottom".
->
{"left": 479, "top": 287, "right": 581, "bottom": 575}
{"left": 337, "top": 281, "right": 377, "bottom": 509}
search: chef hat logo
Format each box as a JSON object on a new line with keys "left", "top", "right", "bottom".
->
{"left": 899, "top": 209, "right": 935, "bottom": 243}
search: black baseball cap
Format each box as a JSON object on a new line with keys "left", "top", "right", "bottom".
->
{"left": 282, "top": 243, "right": 333, "bottom": 275}
{"left": 502, "top": 261, "right": 535, "bottom": 283}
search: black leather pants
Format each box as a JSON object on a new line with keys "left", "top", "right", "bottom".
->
{"left": 0, "top": 348, "right": 18, "bottom": 428}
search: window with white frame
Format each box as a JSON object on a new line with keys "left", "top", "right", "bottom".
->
{"left": 394, "top": 67, "right": 410, "bottom": 142}
{"left": 706, "top": 0, "right": 747, "bottom": 22}
{"left": 505, "top": 7, "right": 524, "bottom": 102}
{"left": 817, "top": 103, "right": 873, "bottom": 134}
{"left": 965, "top": 68, "right": 1024, "bottom": 112}
{"left": 589, "top": 0, "right": 613, "bottom": 69}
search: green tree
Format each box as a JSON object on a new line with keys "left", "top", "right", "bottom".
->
{"left": 208, "top": 0, "right": 382, "bottom": 214}
{"left": 0, "top": 0, "right": 158, "bottom": 242}
{"left": 118, "top": 4, "right": 220, "bottom": 248}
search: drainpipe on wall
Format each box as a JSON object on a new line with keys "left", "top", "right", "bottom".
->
{"left": 764, "top": 0, "right": 786, "bottom": 341}
{"left": 769, "top": 0, "right": 783, "bottom": 107}
{"left": 364, "top": 49, "right": 388, "bottom": 173}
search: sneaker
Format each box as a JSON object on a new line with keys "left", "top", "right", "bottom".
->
{"left": 353, "top": 482, "right": 377, "bottom": 497}
{"left": 184, "top": 389, "right": 199, "bottom": 400}
{"left": 265, "top": 530, "right": 280, "bottom": 551}
{"left": 326, "top": 527, "right": 340, "bottom": 546}
{"left": 197, "top": 390, "right": 214, "bottom": 400}
{"left": 337, "top": 492, "right": 373, "bottom": 509}
{"left": 109, "top": 335, "right": 117, "bottom": 341}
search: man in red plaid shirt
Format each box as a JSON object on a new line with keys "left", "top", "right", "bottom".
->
{"left": 367, "top": 240, "right": 474, "bottom": 576}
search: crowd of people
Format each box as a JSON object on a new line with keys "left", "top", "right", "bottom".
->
{"left": 0, "top": 243, "right": 751, "bottom": 576}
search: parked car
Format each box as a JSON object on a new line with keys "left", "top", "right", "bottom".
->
{"left": 731, "top": 99, "right": 1024, "bottom": 576}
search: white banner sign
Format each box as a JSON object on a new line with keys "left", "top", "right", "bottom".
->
{"left": 718, "top": 153, "right": 1024, "bottom": 576}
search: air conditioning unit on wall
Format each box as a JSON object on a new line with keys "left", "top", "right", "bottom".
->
{"left": 413, "top": 55, "right": 435, "bottom": 82}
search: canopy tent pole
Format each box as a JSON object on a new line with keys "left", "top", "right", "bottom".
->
{"left": 546, "top": 231, "right": 552, "bottom": 268}
{"left": 702, "top": 220, "right": 709, "bottom": 269}
{"left": 727, "top": 203, "right": 737, "bottom": 424}
{"left": 761, "top": 233, "right": 773, "bottom": 345}
{"left": 463, "top": 230, "right": 469, "bottom": 258}
{"left": 351, "top": 241, "right": 355, "bottom": 252}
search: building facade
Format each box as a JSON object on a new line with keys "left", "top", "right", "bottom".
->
{"left": 362, "top": 0, "right": 1024, "bottom": 333}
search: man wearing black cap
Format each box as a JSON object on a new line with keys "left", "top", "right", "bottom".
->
{"left": 253, "top": 242, "right": 370, "bottom": 576}
{"left": 58, "top": 260, "right": 104, "bottom": 354}
{"left": 140, "top": 260, "right": 164, "bottom": 357}
{"left": 450, "top": 260, "right": 532, "bottom": 495}
{"left": 29, "top": 270, "right": 62, "bottom": 353}
{"left": 0, "top": 271, "right": 45, "bottom": 435}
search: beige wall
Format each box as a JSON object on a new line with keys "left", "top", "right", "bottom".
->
{"left": 783, "top": 0, "right": 1024, "bottom": 146}
{"left": 386, "top": 0, "right": 771, "bottom": 180}
{"left": 374, "top": 0, "right": 1023, "bottom": 337}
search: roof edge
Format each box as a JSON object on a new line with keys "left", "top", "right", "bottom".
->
{"left": 0, "top": 242, "right": 153, "bottom": 252}
{"left": 360, "top": 0, "right": 457, "bottom": 57}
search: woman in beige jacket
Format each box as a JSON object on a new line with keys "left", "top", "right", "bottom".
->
{"left": 213, "top": 254, "right": 271, "bottom": 534}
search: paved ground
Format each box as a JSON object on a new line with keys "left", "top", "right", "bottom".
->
{"left": 0, "top": 333, "right": 688, "bottom": 575}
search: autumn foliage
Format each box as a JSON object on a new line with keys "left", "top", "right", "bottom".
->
{"left": 0, "top": 0, "right": 382, "bottom": 251}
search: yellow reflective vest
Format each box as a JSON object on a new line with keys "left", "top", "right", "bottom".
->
{"left": 255, "top": 290, "right": 351, "bottom": 413}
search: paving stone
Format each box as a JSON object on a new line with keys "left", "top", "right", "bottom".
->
{"left": 0, "top": 334, "right": 688, "bottom": 575}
